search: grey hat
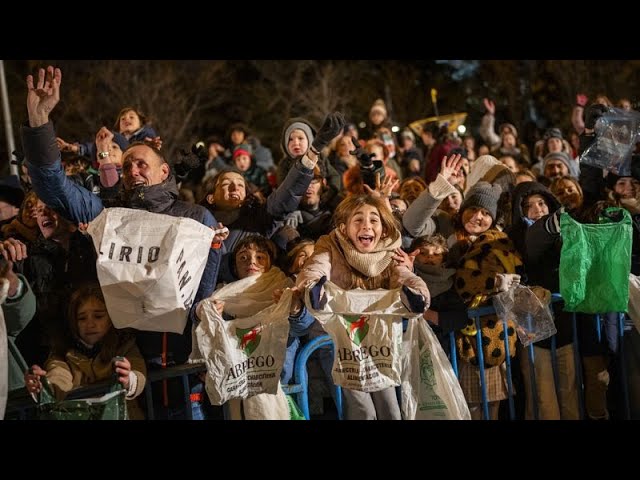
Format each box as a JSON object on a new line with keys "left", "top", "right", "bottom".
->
{"left": 284, "top": 121, "right": 315, "bottom": 156}
{"left": 460, "top": 181, "right": 503, "bottom": 221}
{"left": 543, "top": 151, "right": 573, "bottom": 175}
{"left": 543, "top": 127, "right": 563, "bottom": 141}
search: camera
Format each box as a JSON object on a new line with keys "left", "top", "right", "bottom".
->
{"left": 349, "top": 137, "right": 385, "bottom": 190}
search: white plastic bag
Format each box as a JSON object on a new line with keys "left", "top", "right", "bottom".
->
{"left": 87, "top": 207, "right": 214, "bottom": 334}
{"left": 401, "top": 316, "right": 471, "bottom": 420}
{"left": 195, "top": 286, "right": 292, "bottom": 405}
{"left": 305, "top": 281, "right": 409, "bottom": 393}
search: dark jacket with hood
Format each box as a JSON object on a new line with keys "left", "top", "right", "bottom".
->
{"left": 21, "top": 121, "right": 221, "bottom": 367}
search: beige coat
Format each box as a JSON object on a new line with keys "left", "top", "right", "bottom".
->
{"left": 296, "top": 233, "right": 430, "bottom": 310}
{"left": 45, "top": 336, "right": 147, "bottom": 420}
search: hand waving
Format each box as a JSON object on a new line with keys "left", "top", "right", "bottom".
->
{"left": 439, "top": 153, "right": 464, "bottom": 183}
{"left": 26, "top": 66, "right": 62, "bottom": 128}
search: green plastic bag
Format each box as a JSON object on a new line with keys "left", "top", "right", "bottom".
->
{"left": 38, "top": 377, "right": 128, "bottom": 421}
{"left": 285, "top": 394, "right": 306, "bottom": 420}
{"left": 559, "top": 208, "right": 632, "bottom": 313}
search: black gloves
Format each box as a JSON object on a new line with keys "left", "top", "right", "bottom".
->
{"left": 173, "top": 145, "right": 204, "bottom": 181}
{"left": 311, "top": 112, "right": 346, "bottom": 153}
{"left": 584, "top": 104, "right": 609, "bottom": 130}
{"left": 309, "top": 276, "right": 328, "bottom": 310}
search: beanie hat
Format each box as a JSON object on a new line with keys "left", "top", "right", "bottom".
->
{"left": 606, "top": 171, "right": 635, "bottom": 191}
{"left": 284, "top": 121, "right": 315, "bottom": 156}
{"left": 543, "top": 151, "right": 573, "bottom": 176}
{"left": 232, "top": 143, "right": 252, "bottom": 160}
{"left": 543, "top": 127, "right": 563, "bottom": 141}
{"left": 460, "top": 181, "right": 502, "bottom": 221}
{"left": 370, "top": 99, "right": 388, "bottom": 118}
{"left": 498, "top": 123, "right": 518, "bottom": 139}
{"left": 400, "top": 129, "right": 415, "bottom": 142}
{"left": 0, "top": 175, "right": 25, "bottom": 209}
{"left": 111, "top": 131, "right": 129, "bottom": 152}
{"left": 465, "top": 154, "right": 501, "bottom": 193}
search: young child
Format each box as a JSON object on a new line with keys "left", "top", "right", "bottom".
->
{"left": 24, "top": 284, "right": 147, "bottom": 419}
{"left": 232, "top": 144, "right": 270, "bottom": 197}
{"left": 295, "top": 194, "right": 430, "bottom": 420}
{"left": 410, "top": 234, "right": 467, "bottom": 355}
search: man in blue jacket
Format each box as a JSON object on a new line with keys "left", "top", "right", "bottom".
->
{"left": 22, "top": 65, "right": 223, "bottom": 419}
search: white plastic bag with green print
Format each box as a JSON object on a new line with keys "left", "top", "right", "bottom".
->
{"left": 305, "top": 281, "right": 409, "bottom": 393}
{"left": 401, "top": 317, "right": 471, "bottom": 420}
{"left": 195, "top": 289, "right": 292, "bottom": 405}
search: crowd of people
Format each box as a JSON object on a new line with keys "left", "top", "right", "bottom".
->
{"left": 2, "top": 65, "right": 638, "bottom": 420}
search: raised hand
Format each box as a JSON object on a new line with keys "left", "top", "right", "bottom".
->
{"left": 439, "top": 153, "right": 464, "bottom": 183}
{"left": 483, "top": 98, "right": 495, "bottom": 115}
{"left": 26, "top": 66, "right": 62, "bottom": 128}
{"left": 363, "top": 172, "right": 399, "bottom": 199}
{"left": 392, "top": 247, "right": 419, "bottom": 271}
{"left": 312, "top": 112, "right": 346, "bottom": 153}
{"left": 56, "top": 137, "right": 78, "bottom": 153}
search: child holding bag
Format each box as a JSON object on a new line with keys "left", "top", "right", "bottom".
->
{"left": 296, "top": 194, "right": 430, "bottom": 420}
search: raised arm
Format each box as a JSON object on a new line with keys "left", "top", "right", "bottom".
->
{"left": 22, "top": 66, "right": 104, "bottom": 223}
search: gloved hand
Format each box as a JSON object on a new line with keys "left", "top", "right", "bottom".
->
{"left": 311, "top": 112, "right": 346, "bottom": 153}
{"left": 284, "top": 210, "right": 304, "bottom": 229}
{"left": 494, "top": 273, "right": 521, "bottom": 293}
{"left": 309, "top": 275, "right": 328, "bottom": 310}
{"left": 584, "top": 104, "right": 609, "bottom": 130}
{"left": 545, "top": 207, "right": 565, "bottom": 235}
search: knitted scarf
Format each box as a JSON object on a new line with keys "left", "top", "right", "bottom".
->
{"left": 414, "top": 263, "right": 456, "bottom": 297}
{"left": 333, "top": 228, "right": 401, "bottom": 277}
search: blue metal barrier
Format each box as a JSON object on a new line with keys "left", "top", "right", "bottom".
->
{"left": 282, "top": 334, "right": 343, "bottom": 420}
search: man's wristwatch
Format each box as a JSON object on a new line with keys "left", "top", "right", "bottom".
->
{"left": 98, "top": 151, "right": 110, "bottom": 159}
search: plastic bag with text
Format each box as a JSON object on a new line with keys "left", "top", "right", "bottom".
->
{"left": 401, "top": 317, "right": 471, "bottom": 420}
{"left": 305, "top": 280, "right": 412, "bottom": 393}
{"left": 87, "top": 208, "right": 214, "bottom": 334}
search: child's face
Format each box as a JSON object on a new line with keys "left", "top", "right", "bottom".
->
{"left": 235, "top": 245, "right": 272, "bottom": 279}
{"left": 345, "top": 204, "right": 383, "bottom": 253}
{"left": 234, "top": 154, "right": 251, "bottom": 172}
{"left": 230, "top": 130, "right": 245, "bottom": 146}
{"left": 524, "top": 194, "right": 549, "bottom": 221}
{"left": 287, "top": 129, "right": 308, "bottom": 157}
{"left": 416, "top": 244, "right": 445, "bottom": 266}
{"left": 119, "top": 110, "right": 142, "bottom": 135}
{"left": 289, "top": 244, "right": 315, "bottom": 275}
{"left": 77, "top": 297, "right": 112, "bottom": 346}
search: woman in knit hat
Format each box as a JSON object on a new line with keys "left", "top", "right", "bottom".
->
{"left": 448, "top": 181, "right": 523, "bottom": 420}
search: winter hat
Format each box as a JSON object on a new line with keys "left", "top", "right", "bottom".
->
{"left": 460, "top": 181, "right": 503, "bottom": 221}
{"left": 498, "top": 122, "right": 518, "bottom": 139}
{"left": 543, "top": 151, "right": 574, "bottom": 176}
{"left": 284, "top": 121, "right": 315, "bottom": 153}
{"left": 606, "top": 171, "right": 635, "bottom": 191}
{"left": 0, "top": 175, "right": 25, "bottom": 208}
{"left": 543, "top": 127, "right": 563, "bottom": 141}
{"left": 232, "top": 143, "right": 252, "bottom": 160}
{"left": 400, "top": 129, "right": 415, "bottom": 142}
{"left": 370, "top": 99, "right": 388, "bottom": 118}
{"left": 465, "top": 154, "right": 501, "bottom": 193}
